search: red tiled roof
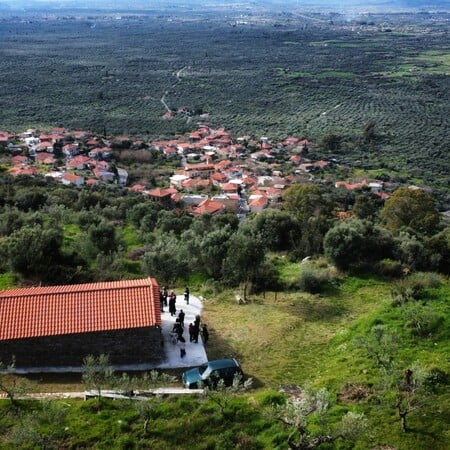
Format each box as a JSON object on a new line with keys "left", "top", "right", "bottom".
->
{"left": 242, "top": 176, "right": 257, "bottom": 186}
{"left": 147, "top": 187, "right": 172, "bottom": 198}
{"left": 10, "top": 165, "right": 37, "bottom": 176}
{"left": 211, "top": 173, "right": 228, "bottom": 182}
{"left": 376, "top": 192, "right": 390, "bottom": 199}
{"left": 335, "top": 179, "right": 368, "bottom": 190}
{"left": 182, "top": 178, "right": 197, "bottom": 189}
{"left": 128, "top": 184, "right": 146, "bottom": 192}
{"left": 193, "top": 199, "right": 224, "bottom": 216}
{"left": 63, "top": 173, "right": 83, "bottom": 183}
{"left": 0, "top": 278, "right": 161, "bottom": 341}
{"left": 214, "top": 160, "right": 233, "bottom": 170}
{"left": 12, "top": 155, "right": 29, "bottom": 164}
{"left": 221, "top": 183, "right": 237, "bottom": 192}
{"left": 35, "top": 152, "right": 55, "bottom": 162}
{"left": 249, "top": 196, "right": 268, "bottom": 208}
{"left": 185, "top": 163, "right": 215, "bottom": 171}
{"left": 197, "top": 179, "right": 211, "bottom": 188}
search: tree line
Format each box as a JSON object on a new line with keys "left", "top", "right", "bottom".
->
{"left": 0, "top": 174, "right": 448, "bottom": 291}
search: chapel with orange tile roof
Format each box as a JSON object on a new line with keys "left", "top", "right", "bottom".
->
{"left": 0, "top": 278, "right": 163, "bottom": 370}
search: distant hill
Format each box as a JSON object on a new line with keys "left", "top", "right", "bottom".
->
{"left": 2, "top": 0, "right": 450, "bottom": 12}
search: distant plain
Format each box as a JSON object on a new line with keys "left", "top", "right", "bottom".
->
{"left": 0, "top": 8, "right": 449, "bottom": 197}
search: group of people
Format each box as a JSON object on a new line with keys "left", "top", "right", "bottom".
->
{"left": 160, "top": 286, "right": 190, "bottom": 315}
{"left": 160, "top": 286, "right": 209, "bottom": 358}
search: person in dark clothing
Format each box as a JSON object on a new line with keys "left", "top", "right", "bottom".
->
{"left": 184, "top": 287, "right": 190, "bottom": 304}
{"left": 188, "top": 323, "right": 194, "bottom": 342}
{"left": 193, "top": 325, "right": 199, "bottom": 343}
{"left": 162, "top": 286, "right": 168, "bottom": 307}
{"left": 202, "top": 324, "right": 209, "bottom": 345}
{"left": 173, "top": 319, "right": 183, "bottom": 339}
{"left": 178, "top": 309, "right": 185, "bottom": 328}
{"left": 159, "top": 290, "right": 164, "bottom": 312}
{"left": 178, "top": 336, "right": 186, "bottom": 358}
{"left": 193, "top": 314, "right": 201, "bottom": 343}
{"left": 169, "top": 290, "right": 176, "bottom": 316}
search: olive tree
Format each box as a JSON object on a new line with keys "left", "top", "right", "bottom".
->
{"left": 381, "top": 187, "right": 439, "bottom": 235}
{"left": 141, "top": 233, "right": 189, "bottom": 285}
{"left": 0, "top": 359, "right": 35, "bottom": 406}
{"left": 222, "top": 228, "right": 266, "bottom": 300}
{"left": 282, "top": 185, "right": 333, "bottom": 257}
{"left": 275, "top": 387, "right": 368, "bottom": 449}
{"left": 81, "top": 354, "right": 115, "bottom": 400}
{"left": 324, "top": 219, "right": 394, "bottom": 271}
{"left": 2, "top": 224, "right": 64, "bottom": 278}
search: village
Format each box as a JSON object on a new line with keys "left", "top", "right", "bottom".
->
{"left": 0, "top": 123, "right": 392, "bottom": 219}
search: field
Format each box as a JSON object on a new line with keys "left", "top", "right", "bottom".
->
{"left": 0, "top": 10, "right": 449, "bottom": 198}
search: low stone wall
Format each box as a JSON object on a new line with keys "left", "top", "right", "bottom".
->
{"left": 0, "top": 326, "right": 163, "bottom": 368}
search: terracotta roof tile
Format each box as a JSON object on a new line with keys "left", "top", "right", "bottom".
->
{"left": 0, "top": 278, "right": 160, "bottom": 341}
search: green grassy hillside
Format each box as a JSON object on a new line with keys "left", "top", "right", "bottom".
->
{"left": 1, "top": 270, "right": 448, "bottom": 449}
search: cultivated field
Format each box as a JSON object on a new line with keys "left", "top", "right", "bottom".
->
{"left": 0, "top": 10, "right": 449, "bottom": 195}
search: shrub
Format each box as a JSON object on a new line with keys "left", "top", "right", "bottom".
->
{"left": 297, "top": 266, "right": 333, "bottom": 294}
{"left": 390, "top": 279, "right": 421, "bottom": 306}
{"left": 423, "top": 368, "right": 449, "bottom": 393}
{"left": 324, "top": 219, "right": 394, "bottom": 271}
{"left": 403, "top": 304, "right": 444, "bottom": 338}
{"left": 390, "top": 273, "right": 441, "bottom": 306}
{"left": 257, "top": 390, "right": 286, "bottom": 407}
{"left": 410, "top": 271, "right": 441, "bottom": 289}
{"left": 375, "top": 258, "right": 404, "bottom": 278}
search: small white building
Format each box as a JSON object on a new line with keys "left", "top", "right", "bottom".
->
{"left": 170, "top": 174, "right": 189, "bottom": 187}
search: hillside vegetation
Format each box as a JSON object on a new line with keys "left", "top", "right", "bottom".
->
{"left": 0, "top": 271, "right": 448, "bottom": 449}
{"left": 0, "top": 175, "right": 448, "bottom": 448}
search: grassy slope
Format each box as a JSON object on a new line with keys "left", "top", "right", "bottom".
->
{"left": 200, "top": 269, "right": 450, "bottom": 449}
{"left": 203, "top": 274, "right": 391, "bottom": 387}
{"left": 0, "top": 271, "right": 448, "bottom": 448}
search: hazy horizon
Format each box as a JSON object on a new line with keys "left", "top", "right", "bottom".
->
{"left": 1, "top": 0, "right": 450, "bottom": 12}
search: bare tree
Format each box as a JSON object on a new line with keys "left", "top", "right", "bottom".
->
{"left": 136, "top": 395, "right": 163, "bottom": 435}
{"left": 356, "top": 326, "right": 429, "bottom": 433}
{"left": 274, "top": 387, "right": 368, "bottom": 450}
{"left": 395, "top": 366, "right": 427, "bottom": 433}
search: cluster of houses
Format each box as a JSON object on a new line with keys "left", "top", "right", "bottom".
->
{"left": 0, "top": 123, "right": 391, "bottom": 218}
{"left": 1, "top": 128, "right": 128, "bottom": 188}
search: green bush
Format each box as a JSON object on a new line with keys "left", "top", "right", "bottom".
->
{"left": 374, "top": 258, "right": 404, "bottom": 278}
{"left": 403, "top": 304, "right": 445, "bottom": 338}
{"left": 410, "top": 271, "right": 442, "bottom": 289}
{"left": 256, "top": 390, "right": 286, "bottom": 407}
{"left": 297, "top": 266, "right": 333, "bottom": 294}
{"left": 423, "top": 368, "right": 449, "bottom": 393}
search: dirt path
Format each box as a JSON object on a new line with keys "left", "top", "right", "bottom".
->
{"left": 160, "top": 66, "right": 188, "bottom": 114}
